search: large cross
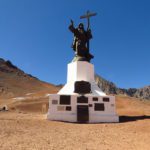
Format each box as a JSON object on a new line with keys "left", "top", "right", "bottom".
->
{"left": 80, "top": 10, "right": 97, "bottom": 29}
{"left": 80, "top": 11, "right": 97, "bottom": 51}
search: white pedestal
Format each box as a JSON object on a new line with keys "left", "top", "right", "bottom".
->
{"left": 67, "top": 61, "right": 95, "bottom": 82}
{"left": 47, "top": 61, "right": 119, "bottom": 123}
{"left": 58, "top": 61, "right": 106, "bottom": 96}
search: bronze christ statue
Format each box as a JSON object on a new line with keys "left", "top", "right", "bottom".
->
{"left": 69, "top": 11, "right": 97, "bottom": 62}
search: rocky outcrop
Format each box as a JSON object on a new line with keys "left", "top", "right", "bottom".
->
{"left": 95, "top": 75, "right": 118, "bottom": 94}
{"left": 95, "top": 75, "right": 150, "bottom": 100}
{"left": 134, "top": 86, "right": 150, "bottom": 99}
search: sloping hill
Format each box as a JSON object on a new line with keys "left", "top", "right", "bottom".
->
{"left": 0, "top": 58, "right": 150, "bottom": 100}
{"left": 0, "top": 58, "right": 59, "bottom": 99}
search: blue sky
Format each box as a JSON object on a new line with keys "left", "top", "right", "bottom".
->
{"left": 0, "top": 0, "right": 150, "bottom": 88}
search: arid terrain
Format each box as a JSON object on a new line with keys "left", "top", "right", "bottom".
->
{"left": 0, "top": 58, "right": 150, "bottom": 150}
{"left": 0, "top": 95, "right": 150, "bottom": 150}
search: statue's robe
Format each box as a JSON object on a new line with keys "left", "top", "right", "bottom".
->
{"left": 69, "top": 24, "right": 92, "bottom": 57}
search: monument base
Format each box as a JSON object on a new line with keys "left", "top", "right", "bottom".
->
{"left": 47, "top": 94, "right": 119, "bottom": 123}
{"left": 47, "top": 61, "right": 119, "bottom": 123}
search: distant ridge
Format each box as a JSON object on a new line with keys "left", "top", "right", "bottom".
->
{"left": 95, "top": 74, "right": 150, "bottom": 100}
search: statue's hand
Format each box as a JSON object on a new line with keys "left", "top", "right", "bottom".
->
{"left": 87, "top": 28, "right": 91, "bottom": 32}
{"left": 70, "top": 19, "right": 74, "bottom": 26}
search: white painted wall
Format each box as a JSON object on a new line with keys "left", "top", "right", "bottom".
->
{"left": 47, "top": 94, "right": 119, "bottom": 123}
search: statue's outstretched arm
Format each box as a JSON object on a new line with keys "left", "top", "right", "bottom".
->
{"left": 69, "top": 19, "right": 76, "bottom": 33}
{"left": 70, "top": 19, "right": 74, "bottom": 26}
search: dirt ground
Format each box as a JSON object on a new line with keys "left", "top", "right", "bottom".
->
{"left": 0, "top": 96, "right": 150, "bottom": 150}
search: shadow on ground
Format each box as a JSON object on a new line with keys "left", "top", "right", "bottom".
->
{"left": 119, "top": 115, "right": 150, "bottom": 123}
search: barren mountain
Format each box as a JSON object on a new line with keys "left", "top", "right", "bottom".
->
{"left": 0, "top": 58, "right": 59, "bottom": 99}
{"left": 0, "top": 58, "right": 150, "bottom": 100}
{"left": 95, "top": 74, "right": 150, "bottom": 100}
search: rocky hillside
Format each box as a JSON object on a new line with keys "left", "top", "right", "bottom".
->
{"left": 95, "top": 75, "right": 118, "bottom": 94}
{"left": 0, "top": 58, "right": 150, "bottom": 100}
{"left": 0, "top": 58, "right": 59, "bottom": 99}
{"left": 133, "top": 86, "right": 150, "bottom": 100}
{"left": 95, "top": 74, "right": 150, "bottom": 100}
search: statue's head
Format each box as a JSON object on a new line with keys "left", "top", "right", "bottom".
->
{"left": 78, "top": 23, "right": 84, "bottom": 30}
